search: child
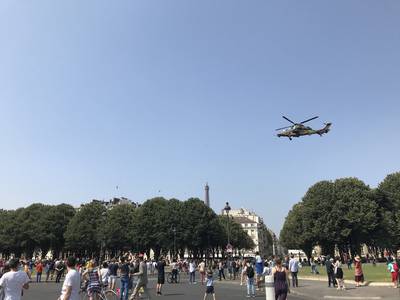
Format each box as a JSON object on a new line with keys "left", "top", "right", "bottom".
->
{"left": 203, "top": 270, "right": 216, "bottom": 300}
{"left": 387, "top": 257, "right": 398, "bottom": 288}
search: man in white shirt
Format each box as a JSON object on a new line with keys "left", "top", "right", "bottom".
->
{"left": 288, "top": 255, "right": 299, "bottom": 287}
{"left": 189, "top": 260, "right": 196, "bottom": 284}
{"left": 58, "top": 257, "right": 80, "bottom": 300}
{"left": 0, "top": 259, "right": 30, "bottom": 300}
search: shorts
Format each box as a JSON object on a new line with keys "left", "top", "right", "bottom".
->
{"left": 158, "top": 276, "right": 165, "bottom": 284}
{"left": 206, "top": 286, "right": 214, "bottom": 294}
{"left": 109, "top": 275, "right": 117, "bottom": 285}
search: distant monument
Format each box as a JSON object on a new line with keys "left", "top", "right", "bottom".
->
{"left": 204, "top": 183, "right": 210, "bottom": 207}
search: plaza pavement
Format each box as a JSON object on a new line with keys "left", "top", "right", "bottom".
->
{"left": 20, "top": 275, "right": 400, "bottom": 300}
{"left": 23, "top": 276, "right": 307, "bottom": 300}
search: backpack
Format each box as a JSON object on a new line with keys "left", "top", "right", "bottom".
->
{"left": 246, "top": 266, "right": 255, "bottom": 278}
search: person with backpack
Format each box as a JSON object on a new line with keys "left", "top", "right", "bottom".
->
{"left": 387, "top": 257, "right": 398, "bottom": 288}
{"left": 245, "top": 260, "right": 256, "bottom": 298}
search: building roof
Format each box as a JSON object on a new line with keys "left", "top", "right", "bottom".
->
{"left": 233, "top": 216, "right": 257, "bottom": 224}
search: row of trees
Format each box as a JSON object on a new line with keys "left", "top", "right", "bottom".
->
{"left": 280, "top": 172, "right": 400, "bottom": 259}
{"left": 0, "top": 197, "right": 255, "bottom": 259}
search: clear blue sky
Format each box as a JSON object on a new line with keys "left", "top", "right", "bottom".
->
{"left": 0, "top": 0, "right": 399, "bottom": 234}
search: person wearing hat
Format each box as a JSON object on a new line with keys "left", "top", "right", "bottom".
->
{"left": 0, "top": 258, "right": 30, "bottom": 300}
{"left": 354, "top": 256, "right": 364, "bottom": 287}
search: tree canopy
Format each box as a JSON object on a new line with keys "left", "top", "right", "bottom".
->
{"left": 280, "top": 175, "right": 393, "bottom": 258}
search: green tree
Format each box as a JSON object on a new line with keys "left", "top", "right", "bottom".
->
{"left": 375, "top": 172, "right": 400, "bottom": 249}
{"left": 281, "top": 178, "right": 378, "bottom": 258}
{"left": 181, "top": 198, "right": 222, "bottom": 258}
{"left": 17, "top": 204, "right": 52, "bottom": 258}
{"left": 280, "top": 202, "right": 315, "bottom": 259}
{"left": 45, "top": 204, "right": 76, "bottom": 258}
{"left": 133, "top": 197, "right": 171, "bottom": 258}
{"left": 64, "top": 202, "right": 106, "bottom": 256}
{"left": 103, "top": 203, "right": 136, "bottom": 255}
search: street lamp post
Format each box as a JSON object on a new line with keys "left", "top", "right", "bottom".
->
{"left": 172, "top": 226, "right": 176, "bottom": 259}
{"left": 272, "top": 233, "right": 276, "bottom": 256}
{"left": 224, "top": 202, "right": 231, "bottom": 252}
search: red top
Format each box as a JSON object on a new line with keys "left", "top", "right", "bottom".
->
{"left": 36, "top": 263, "right": 43, "bottom": 273}
{"left": 354, "top": 261, "right": 363, "bottom": 276}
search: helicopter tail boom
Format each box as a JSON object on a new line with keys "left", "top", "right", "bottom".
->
{"left": 316, "top": 123, "right": 332, "bottom": 135}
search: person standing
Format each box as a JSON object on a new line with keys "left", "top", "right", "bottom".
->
{"left": 55, "top": 260, "right": 65, "bottom": 283}
{"left": 273, "top": 258, "right": 289, "bottom": 300}
{"left": 245, "top": 261, "right": 255, "bottom": 298}
{"left": 198, "top": 260, "right": 206, "bottom": 285}
{"left": 232, "top": 260, "right": 238, "bottom": 280}
{"left": 217, "top": 261, "right": 225, "bottom": 281}
{"left": 130, "top": 255, "right": 150, "bottom": 300}
{"left": 100, "top": 262, "right": 109, "bottom": 287}
{"left": 240, "top": 260, "right": 247, "bottom": 286}
{"left": 354, "top": 256, "right": 364, "bottom": 287}
{"left": 35, "top": 261, "right": 43, "bottom": 283}
{"left": 108, "top": 259, "right": 119, "bottom": 291}
{"left": 49, "top": 259, "right": 55, "bottom": 281}
{"left": 82, "top": 260, "right": 101, "bottom": 300}
{"left": 334, "top": 257, "right": 345, "bottom": 290}
{"left": 189, "top": 260, "right": 196, "bottom": 284}
{"left": 325, "top": 257, "right": 336, "bottom": 288}
{"left": 255, "top": 253, "right": 263, "bottom": 290}
{"left": 119, "top": 257, "right": 131, "bottom": 300}
{"left": 58, "top": 257, "right": 80, "bottom": 300}
{"left": 288, "top": 255, "right": 299, "bottom": 288}
{"left": 171, "top": 259, "right": 179, "bottom": 284}
{"left": 203, "top": 270, "right": 216, "bottom": 300}
{"left": 387, "top": 257, "right": 398, "bottom": 288}
{"left": 156, "top": 256, "right": 166, "bottom": 295}
{"left": 0, "top": 258, "right": 30, "bottom": 300}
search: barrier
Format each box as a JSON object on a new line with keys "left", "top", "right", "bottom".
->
{"left": 265, "top": 275, "right": 275, "bottom": 300}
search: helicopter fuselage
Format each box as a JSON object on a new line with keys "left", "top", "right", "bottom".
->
{"left": 277, "top": 123, "right": 332, "bottom": 140}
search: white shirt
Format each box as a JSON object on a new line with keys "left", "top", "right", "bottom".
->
{"left": 100, "top": 268, "right": 109, "bottom": 285}
{"left": 289, "top": 258, "right": 299, "bottom": 273}
{"left": 189, "top": 262, "right": 196, "bottom": 273}
{"left": 59, "top": 269, "right": 80, "bottom": 300}
{"left": 256, "top": 255, "right": 262, "bottom": 264}
{"left": 0, "top": 270, "right": 30, "bottom": 300}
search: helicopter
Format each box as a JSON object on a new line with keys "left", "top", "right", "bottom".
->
{"left": 276, "top": 116, "right": 332, "bottom": 140}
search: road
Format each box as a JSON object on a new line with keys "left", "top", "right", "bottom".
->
{"left": 20, "top": 277, "right": 400, "bottom": 300}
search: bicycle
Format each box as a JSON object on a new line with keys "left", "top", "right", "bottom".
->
{"left": 166, "top": 270, "right": 180, "bottom": 284}
{"left": 80, "top": 283, "right": 118, "bottom": 300}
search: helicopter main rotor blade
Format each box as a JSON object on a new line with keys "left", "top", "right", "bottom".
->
{"left": 282, "top": 116, "right": 296, "bottom": 125}
{"left": 300, "top": 116, "right": 319, "bottom": 124}
{"left": 275, "top": 126, "right": 292, "bottom": 131}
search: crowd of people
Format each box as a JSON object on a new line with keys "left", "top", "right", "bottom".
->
{"left": 1, "top": 251, "right": 399, "bottom": 300}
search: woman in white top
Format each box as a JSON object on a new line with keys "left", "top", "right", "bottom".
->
{"left": 334, "top": 257, "right": 345, "bottom": 290}
{"left": 99, "top": 262, "right": 109, "bottom": 287}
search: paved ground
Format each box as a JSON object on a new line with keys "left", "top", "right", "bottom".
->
{"left": 22, "top": 277, "right": 306, "bottom": 300}
{"left": 18, "top": 277, "right": 400, "bottom": 300}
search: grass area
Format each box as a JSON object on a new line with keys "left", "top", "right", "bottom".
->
{"left": 298, "top": 263, "right": 391, "bottom": 282}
